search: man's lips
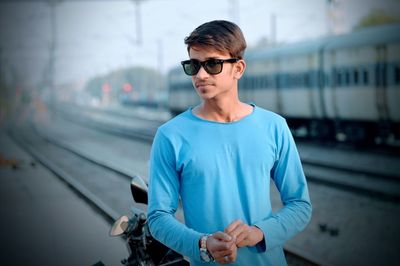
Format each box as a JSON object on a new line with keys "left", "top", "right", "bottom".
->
{"left": 195, "top": 82, "right": 213, "bottom": 88}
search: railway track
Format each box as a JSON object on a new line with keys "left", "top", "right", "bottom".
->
{"left": 55, "top": 103, "right": 400, "bottom": 202}
{"left": 7, "top": 120, "right": 319, "bottom": 266}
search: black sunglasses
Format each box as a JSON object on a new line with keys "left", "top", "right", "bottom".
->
{"left": 181, "top": 58, "right": 239, "bottom": 76}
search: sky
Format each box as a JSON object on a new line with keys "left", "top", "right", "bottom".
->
{"left": 0, "top": 0, "right": 400, "bottom": 88}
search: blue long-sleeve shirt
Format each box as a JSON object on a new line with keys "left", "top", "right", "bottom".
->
{"left": 148, "top": 105, "right": 312, "bottom": 265}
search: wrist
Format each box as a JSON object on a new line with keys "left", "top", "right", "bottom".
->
{"left": 252, "top": 226, "right": 265, "bottom": 245}
{"left": 199, "top": 234, "right": 214, "bottom": 262}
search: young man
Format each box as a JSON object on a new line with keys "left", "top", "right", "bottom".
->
{"left": 148, "top": 20, "right": 312, "bottom": 265}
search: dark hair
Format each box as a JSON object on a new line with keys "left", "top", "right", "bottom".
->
{"left": 184, "top": 20, "right": 247, "bottom": 59}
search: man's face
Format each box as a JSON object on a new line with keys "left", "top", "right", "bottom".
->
{"left": 188, "top": 45, "right": 239, "bottom": 101}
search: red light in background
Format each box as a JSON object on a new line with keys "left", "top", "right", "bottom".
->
{"left": 122, "top": 83, "right": 133, "bottom": 93}
{"left": 16, "top": 87, "right": 21, "bottom": 97}
{"left": 102, "top": 83, "right": 111, "bottom": 93}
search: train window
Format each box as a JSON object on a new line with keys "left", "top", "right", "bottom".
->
{"left": 254, "top": 76, "right": 259, "bottom": 89}
{"left": 257, "top": 76, "right": 262, "bottom": 88}
{"left": 247, "top": 76, "right": 253, "bottom": 89}
{"left": 298, "top": 74, "right": 302, "bottom": 87}
{"left": 286, "top": 74, "right": 290, "bottom": 88}
{"left": 291, "top": 74, "right": 296, "bottom": 88}
{"left": 337, "top": 71, "right": 342, "bottom": 87}
{"left": 278, "top": 74, "right": 283, "bottom": 88}
{"left": 272, "top": 75, "right": 277, "bottom": 88}
{"left": 246, "top": 77, "right": 251, "bottom": 89}
{"left": 325, "top": 73, "right": 330, "bottom": 87}
{"left": 290, "top": 74, "right": 296, "bottom": 88}
{"left": 259, "top": 76, "right": 265, "bottom": 88}
{"left": 363, "top": 69, "right": 369, "bottom": 86}
{"left": 279, "top": 74, "right": 284, "bottom": 88}
{"left": 268, "top": 76, "right": 273, "bottom": 88}
{"left": 248, "top": 76, "right": 253, "bottom": 89}
{"left": 258, "top": 76, "right": 262, "bottom": 88}
{"left": 307, "top": 72, "right": 312, "bottom": 88}
{"left": 354, "top": 69, "right": 359, "bottom": 85}
{"left": 312, "top": 71, "right": 319, "bottom": 88}
{"left": 276, "top": 75, "right": 280, "bottom": 88}
{"left": 318, "top": 71, "right": 324, "bottom": 87}
{"left": 262, "top": 76, "right": 267, "bottom": 88}
{"left": 253, "top": 76, "right": 257, "bottom": 89}
{"left": 345, "top": 70, "right": 350, "bottom": 86}
{"left": 304, "top": 73, "right": 309, "bottom": 87}
{"left": 297, "top": 74, "right": 302, "bottom": 87}
{"left": 241, "top": 76, "right": 248, "bottom": 89}
{"left": 268, "top": 76, "right": 274, "bottom": 88}
{"left": 382, "top": 63, "right": 387, "bottom": 87}
{"left": 292, "top": 74, "right": 296, "bottom": 88}
{"left": 395, "top": 65, "right": 400, "bottom": 85}
{"left": 256, "top": 76, "right": 260, "bottom": 89}
{"left": 249, "top": 76, "right": 254, "bottom": 89}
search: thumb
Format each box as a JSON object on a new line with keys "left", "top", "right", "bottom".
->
{"left": 212, "top": 231, "right": 233, "bottom": 242}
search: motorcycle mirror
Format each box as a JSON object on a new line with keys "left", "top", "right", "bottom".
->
{"left": 130, "top": 175, "right": 148, "bottom": 204}
{"left": 110, "top": 215, "right": 129, "bottom": 236}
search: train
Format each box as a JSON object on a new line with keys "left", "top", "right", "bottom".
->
{"left": 167, "top": 23, "right": 400, "bottom": 145}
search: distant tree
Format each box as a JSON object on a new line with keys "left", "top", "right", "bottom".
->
{"left": 84, "top": 66, "right": 166, "bottom": 104}
{"left": 354, "top": 8, "right": 400, "bottom": 29}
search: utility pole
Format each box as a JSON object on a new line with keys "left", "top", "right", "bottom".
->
{"left": 326, "top": 0, "right": 341, "bottom": 35}
{"left": 132, "top": 0, "right": 145, "bottom": 45}
{"left": 0, "top": 47, "right": 3, "bottom": 85}
{"left": 228, "top": 0, "right": 240, "bottom": 25}
{"left": 157, "top": 39, "right": 163, "bottom": 74}
{"left": 46, "top": 0, "right": 61, "bottom": 105}
{"left": 270, "top": 13, "right": 276, "bottom": 45}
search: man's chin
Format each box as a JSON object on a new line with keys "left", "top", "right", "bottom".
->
{"left": 197, "top": 90, "right": 212, "bottom": 99}
{"left": 198, "top": 92, "right": 215, "bottom": 100}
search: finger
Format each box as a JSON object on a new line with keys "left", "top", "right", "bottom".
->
{"left": 224, "top": 220, "right": 243, "bottom": 234}
{"left": 217, "top": 256, "right": 231, "bottom": 265}
{"left": 235, "top": 233, "right": 248, "bottom": 246}
{"left": 236, "top": 238, "right": 249, "bottom": 248}
{"left": 213, "top": 248, "right": 234, "bottom": 259}
{"left": 212, "top": 231, "right": 232, "bottom": 242}
{"left": 208, "top": 235, "right": 235, "bottom": 252}
{"left": 235, "top": 226, "right": 253, "bottom": 244}
{"left": 237, "top": 226, "right": 264, "bottom": 247}
{"left": 228, "top": 222, "right": 248, "bottom": 240}
{"left": 214, "top": 252, "right": 235, "bottom": 265}
{"left": 217, "top": 254, "right": 236, "bottom": 264}
{"left": 212, "top": 240, "right": 235, "bottom": 252}
{"left": 216, "top": 257, "right": 230, "bottom": 265}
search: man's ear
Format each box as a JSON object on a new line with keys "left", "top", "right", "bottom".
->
{"left": 234, "top": 60, "right": 246, "bottom": 79}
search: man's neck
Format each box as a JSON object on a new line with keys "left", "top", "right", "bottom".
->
{"left": 194, "top": 99, "right": 252, "bottom": 123}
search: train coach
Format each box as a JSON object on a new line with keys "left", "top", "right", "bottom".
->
{"left": 167, "top": 23, "right": 400, "bottom": 145}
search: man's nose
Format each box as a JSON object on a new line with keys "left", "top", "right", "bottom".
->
{"left": 195, "top": 65, "right": 209, "bottom": 78}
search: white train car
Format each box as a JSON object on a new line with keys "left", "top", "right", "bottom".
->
{"left": 167, "top": 67, "right": 198, "bottom": 115}
{"left": 387, "top": 41, "right": 400, "bottom": 130}
{"left": 243, "top": 40, "right": 328, "bottom": 138}
{"left": 167, "top": 24, "right": 400, "bottom": 144}
{"left": 321, "top": 24, "right": 400, "bottom": 142}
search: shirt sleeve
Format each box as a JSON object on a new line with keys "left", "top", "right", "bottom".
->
{"left": 254, "top": 118, "right": 312, "bottom": 251}
{"left": 147, "top": 129, "right": 202, "bottom": 261}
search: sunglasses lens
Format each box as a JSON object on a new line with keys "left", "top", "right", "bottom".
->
{"left": 204, "top": 60, "right": 222, "bottom": 74}
{"left": 181, "top": 59, "right": 228, "bottom": 75}
{"left": 182, "top": 60, "right": 199, "bottom": 75}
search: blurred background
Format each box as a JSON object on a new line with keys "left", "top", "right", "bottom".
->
{"left": 1, "top": 0, "right": 400, "bottom": 266}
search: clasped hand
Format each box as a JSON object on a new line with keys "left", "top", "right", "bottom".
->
{"left": 206, "top": 220, "right": 264, "bottom": 264}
